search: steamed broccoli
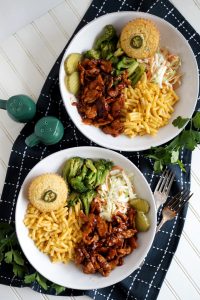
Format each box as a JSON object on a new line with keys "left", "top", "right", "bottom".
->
{"left": 84, "top": 49, "right": 100, "bottom": 59}
{"left": 94, "top": 159, "right": 113, "bottom": 187}
{"left": 84, "top": 170, "right": 97, "bottom": 189}
{"left": 85, "top": 159, "right": 97, "bottom": 173}
{"left": 70, "top": 177, "right": 88, "bottom": 193}
{"left": 68, "top": 192, "right": 81, "bottom": 207}
{"left": 129, "top": 64, "right": 146, "bottom": 86}
{"left": 94, "top": 25, "right": 117, "bottom": 50}
{"left": 62, "top": 157, "right": 84, "bottom": 181}
{"left": 116, "top": 57, "right": 139, "bottom": 76}
{"left": 113, "top": 48, "right": 124, "bottom": 57}
{"left": 81, "top": 190, "right": 97, "bottom": 215}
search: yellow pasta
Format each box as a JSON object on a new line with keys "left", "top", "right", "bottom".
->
{"left": 122, "top": 74, "right": 179, "bottom": 137}
{"left": 24, "top": 202, "right": 82, "bottom": 263}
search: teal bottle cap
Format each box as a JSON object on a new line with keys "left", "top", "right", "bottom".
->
{"left": 0, "top": 94, "right": 36, "bottom": 123}
{"left": 25, "top": 116, "right": 64, "bottom": 147}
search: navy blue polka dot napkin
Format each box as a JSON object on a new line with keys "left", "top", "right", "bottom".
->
{"left": 0, "top": 0, "right": 199, "bottom": 299}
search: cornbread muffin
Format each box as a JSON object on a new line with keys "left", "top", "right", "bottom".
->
{"left": 120, "top": 18, "right": 160, "bottom": 59}
{"left": 28, "top": 173, "right": 68, "bottom": 212}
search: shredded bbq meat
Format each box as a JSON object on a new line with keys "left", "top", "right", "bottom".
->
{"left": 77, "top": 58, "right": 130, "bottom": 137}
{"left": 74, "top": 207, "right": 137, "bottom": 277}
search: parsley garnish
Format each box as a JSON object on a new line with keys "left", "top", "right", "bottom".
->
{"left": 147, "top": 111, "right": 200, "bottom": 172}
{"left": 0, "top": 223, "right": 66, "bottom": 295}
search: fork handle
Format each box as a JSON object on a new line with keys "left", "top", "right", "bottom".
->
{"left": 156, "top": 216, "right": 168, "bottom": 232}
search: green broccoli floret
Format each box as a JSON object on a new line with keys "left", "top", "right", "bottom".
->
{"left": 95, "top": 25, "right": 117, "bottom": 50}
{"left": 94, "top": 159, "right": 113, "bottom": 187}
{"left": 117, "top": 57, "right": 139, "bottom": 76}
{"left": 77, "top": 164, "right": 88, "bottom": 180}
{"left": 84, "top": 49, "right": 100, "bottom": 59}
{"left": 81, "top": 190, "right": 97, "bottom": 215}
{"left": 129, "top": 64, "right": 146, "bottom": 86}
{"left": 114, "top": 48, "right": 124, "bottom": 57}
{"left": 68, "top": 192, "right": 81, "bottom": 207}
{"left": 85, "top": 159, "right": 97, "bottom": 173}
{"left": 70, "top": 177, "right": 88, "bottom": 193}
{"left": 62, "top": 157, "right": 84, "bottom": 181}
{"left": 84, "top": 171, "right": 97, "bottom": 189}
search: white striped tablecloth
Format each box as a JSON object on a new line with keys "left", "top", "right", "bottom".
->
{"left": 0, "top": 1, "right": 200, "bottom": 299}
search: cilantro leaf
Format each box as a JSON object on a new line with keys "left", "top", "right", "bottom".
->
{"left": 179, "top": 130, "right": 197, "bottom": 150}
{"left": 172, "top": 116, "right": 189, "bottom": 128}
{"left": 193, "top": 131, "right": 200, "bottom": 143}
{"left": 13, "top": 250, "right": 24, "bottom": 266}
{"left": 177, "top": 159, "right": 186, "bottom": 172}
{"left": 36, "top": 273, "right": 48, "bottom": 290}
{"left": 13, "top": 263, "right": 25, "bottom": 278}
{"left": 51, "top": 283, "right": 66, "bottom": 295}
{"left": 4, "top": 250, "right": 13, "bottom": 264}
{"left": 170, "top": 150, "right": 179, "bottom": 163}
{"left": 192, "top": 111, "right": 200, "bottom": 129}
{"left": 154, "top": 160, "right": 163, "bottom": 173}
{"left": 24, "top": 273, "right": 37, "bottom": 284}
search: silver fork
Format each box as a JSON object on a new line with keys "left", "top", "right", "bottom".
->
{"left": 154, "top": 169, "right": 175, "bottom": 210}
{"left": 157, "top": 189, "right": 193, "bottom": 232}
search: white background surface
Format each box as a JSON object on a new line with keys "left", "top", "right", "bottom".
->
{"left": 0, "top": 0, "right": 200, "bottom": 300}
{"left": 0, "top": 0, "right": 63, "bottom": 42}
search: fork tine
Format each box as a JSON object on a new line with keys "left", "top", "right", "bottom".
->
{"left": 170, "top": 189, "right": 190, "bottom": 211}
{"left": 166, "top": 190, "right": 182, "bottom": 207}
{"left": 155, "top": 169, "right": 175, "bottom": 194}
{"left": 165, "top": 171, "right": 175, "bottom": 195}
{"left": 175, "top": 192, "right": 193, "bottom": 213}
{"left": 154, "top": 168, "right": 168, "bottom": 192}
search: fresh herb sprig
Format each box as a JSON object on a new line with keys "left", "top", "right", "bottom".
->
{"left": 0, "top": 223, "right": 66, "bottom": 295}
{"left": 147, "top": 111, "right": 200, "bottom": 172}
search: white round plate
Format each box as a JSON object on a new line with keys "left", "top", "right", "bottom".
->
{"left": 15, "top": 146, "right": 156, "bottom": 289}
{"left": 59, "top": 11, "right": 199, "bottom": 151}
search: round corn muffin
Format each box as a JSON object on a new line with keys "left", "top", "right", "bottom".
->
{"left": 120, "top": 18, "right": 160, "bottom": 59}
{"left": 28, "top": 173, "right": 68, "bottom": 212}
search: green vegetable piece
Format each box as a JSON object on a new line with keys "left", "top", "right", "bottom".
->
{"left": 85, "top": 171, "right": 97, "bottom": 189}
{"left": 85, "top": 159, "right": 97, "bottom": 173}
{"left": 68, "top": 192, "right": 81, "bottom": 207}
{"left": 78, "top": 164, "right": 88, "bottom": 180}
{"left": 67, "top": 71, "right": 80, "bottom": 95}
{"left": 68, "top": 157, "right": 84, "bottom": 179}
{"left": 95, "top": 25, "right": 117, "bottom": 50}
{"left": 114, "top": 48, "right": 124, "bottom": 57}
{"left": 130, "top": 64, "right": 145, "bottom": 86}
{"left": 179, "top": 130, "right": 197, "bottom": 151}
{"left": 192, "top": 111, "right": 200, "bottom": 129}
{"left": 136, "top": 211, "right": 150, "bottom": 232}
{"left": 129, "top": 198, "right": 150, "bottom": 213}
{"left": 24, "top": 273, "right": 37, "bottom": 284}
{"left": 42, "top": 190, "right": 57, "bottom": 202}
{"left": 51, "top": 283, "right": 66, "bottom": 295}
{"left": 172, "top": 116, "right": 189, "bottom": 128}
{"left": 84, "top": 49, "right": 100, "bottom": 59}
{"left": 70, "top": 177, "right": 88, "bottom": 193}
{"left": 130, "top": 35, "right": 143, "bottom": 49}
{"left": 81, "top": 190, "right": 96, "bottom": 215}
{"left": 116, "top": 57, "right": 139, "bottom": 76}
{"left": 64, "top": 53, "right": 82, "bottom": 75}
{"left": 62, "top": 159, "right": 71, "bottom": 181}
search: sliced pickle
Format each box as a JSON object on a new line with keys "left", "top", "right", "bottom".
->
{"left": 129, "top": 198, "right": 150, "bottom": 213}
{"left": 136, "top": 211, "right": 150, "bottom": 232}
